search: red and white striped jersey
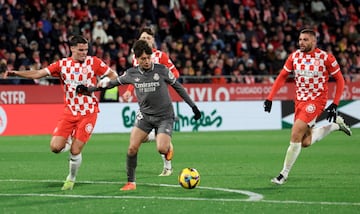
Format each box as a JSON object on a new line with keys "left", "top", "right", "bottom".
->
{"left": 45, "top": 56, "right": 110, "bottom": 115}
{"left": 283, "top": 48, "right": 340, "bottom": 101}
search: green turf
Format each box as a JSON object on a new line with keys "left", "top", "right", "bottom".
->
{"left": 0, "top": 129, "right": 359, "bottom": 214}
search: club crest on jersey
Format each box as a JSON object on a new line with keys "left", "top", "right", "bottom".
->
{"left": 153, "top": 73, "right": 160, "bottom": 81}
{"left": 81, "top": 67, "right": 88, "bottom": 74}
{"left": 85, "top": 123, "right": 93, "bottom": 134}
{"left": 306, "top": 104, "right": 316, "bottom": 113}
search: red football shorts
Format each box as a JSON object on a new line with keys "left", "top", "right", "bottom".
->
{"left": 53, "top": 107, "right": 98, "bottom": 143}
{"left": 294, "top": 100, "right": 326, "bottom": 126}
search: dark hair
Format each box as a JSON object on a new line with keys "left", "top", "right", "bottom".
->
{"left": 133, "top": 40, "right": 152, "bottom": 58}
{"left": 300, "top": 29, "right": 316, "bottom": 37}
{"left": 138, "top": 27, "right": 155, "bottom": 38}
{"left": 69, "top": 35, "right": 88, "bottom": 47}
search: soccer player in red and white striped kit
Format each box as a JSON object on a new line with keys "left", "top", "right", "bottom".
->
{"left": 6, "top": 35, "right": 118, "bottom": 190}
{"left": 264, "top": 29, "right": 352, "bottom": 185}
{"left": 122, "top": 27, "right": 180, "bottom": 177}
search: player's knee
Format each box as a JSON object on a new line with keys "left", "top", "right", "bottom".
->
{"left": 156, "top": 143, "right": 168, "bottom": 154}
{"left": 301, "top": 141, "right": 311, "bottom": 148}
{"left": 70, "top": 148, "right": 81, "bottom": 155}
{"left": 128, "top": 147, "right": 138, "bottom": 155}
{"left": 50, "top": 144, "right": 62, "bottom": 153}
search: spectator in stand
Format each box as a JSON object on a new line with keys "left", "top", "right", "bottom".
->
{"left": 116, "top": 56, "right": 128, "bottom": 75}
{"left": 191, "top": 66, "right": 210, "bottom": 83}
{"left": 183, "top": 59, "right": 195, "bottom": 76}
{"left": 115, "top": 35, "right": 130, "bottom": 57}
{"left": 211, "top": 67, "right": 226, "bottom": 84}
{"left": 311, "top": 0, "right": 327, "bottom": 21}
{"left": 92, "top": 21, "right": 108, "bottom": 44}
{"left": 1, "top": 1, "right": 360, "bottom": 84}
{"left": 5, "top": 14, "right": 19, "bottom": 38}
{"left": 230, "top": 69, "right": 244, "bottom": 83}
{"left": 223, "top": 57, "right": 235, "bottom": 82}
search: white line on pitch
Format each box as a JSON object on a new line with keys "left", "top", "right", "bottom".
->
{"left": 0, "top": 179, "right": 263, "bottom": 201}
{"left": 2, "top": 179, "right": 360, "bottom": 206}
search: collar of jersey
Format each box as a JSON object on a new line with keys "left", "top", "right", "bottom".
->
{"left": 137, "top": 63, "right": 154, "bottom": 74}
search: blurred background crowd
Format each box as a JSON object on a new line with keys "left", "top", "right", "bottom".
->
{"left": 0, "top": 0, "right": 359, "bottom": 85}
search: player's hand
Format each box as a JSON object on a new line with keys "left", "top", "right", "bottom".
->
{"left": 3, "top": 70, "right": 17, "bottom": 79}
{"left": 122, "top": 90, "right": 132, "bottom": 102}
{"left": 192, "top": 106, "right": 201, "bottom": 120}
{"left": 98, "top": 76, "right": 110, "bottom": 88}
{"left": 3, "top": 70, "right": 16, "bottom": 78}
{"left": 76, "top": 84, "right": 88, "bottom": 94}
{"left": 325, "top": 103, "right": 337, "bottom": 122}
{"left": 264, "top": 99, "right": 272, "bottom": 113}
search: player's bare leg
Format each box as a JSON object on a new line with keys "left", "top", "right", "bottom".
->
{"left": 60, "top": 130, "right": 75, "bottom": 153}
{"left": 60, "top": 135, "right": 72, "bottom": 152}
{"left": 142, "top": 130, "right": 173, "bottom": 176}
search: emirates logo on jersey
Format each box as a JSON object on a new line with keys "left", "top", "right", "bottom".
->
{"left": 306, "top": 104, "right": 316, "bottom": 113}
{"left": 153, "top": 73, "right": 160, "bottom": 81}
{"left": 82, "top": 67, "right": 88, "bottom": 74}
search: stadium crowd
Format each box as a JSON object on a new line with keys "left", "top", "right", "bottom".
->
{"left": 0, "top": 0, "right": 359, "bottom": 85}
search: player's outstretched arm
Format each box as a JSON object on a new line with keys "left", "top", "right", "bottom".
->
{"left": 4, "top": 69, "right": 48, "bottom": 79}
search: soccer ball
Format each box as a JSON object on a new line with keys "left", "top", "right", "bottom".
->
{"left": 178, "top": 168, "right": 200, "bottom": 189}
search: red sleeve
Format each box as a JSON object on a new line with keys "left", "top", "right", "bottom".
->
{"left": 159, "top": 52, "right": 180, "bottom": 78}
{"left": 325, "top": 53, "right": 343, "bottom": 105}
{"left": 46, "top": 60, "right": 61, "bottom": 77}
{"left": 92, "top": 56, "right": 110, "bottom": 76}
{"left": 266, "top": 69, "right": 289, "bottom": 100}
{"left": 331, "top": 71, "right": 344, "bottom": 105}
{"left": 325, "top": 53, "right": 340, "bottom": 75}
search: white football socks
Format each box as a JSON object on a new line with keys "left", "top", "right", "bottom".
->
{"left": 161, "top": 154, "right": 172, "bottom": 169}
{"left": 280, "top": 142, "right": 301, "bottom": 178}
{"left": 311, "top": 123, "right": 339, "bottom": 145}
{"left": 66, "top": 153, "right": 82, "bottom": 182}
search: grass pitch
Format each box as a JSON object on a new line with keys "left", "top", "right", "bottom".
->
{"left": 0, "top": 129, "right": 359, "bottom": 213}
